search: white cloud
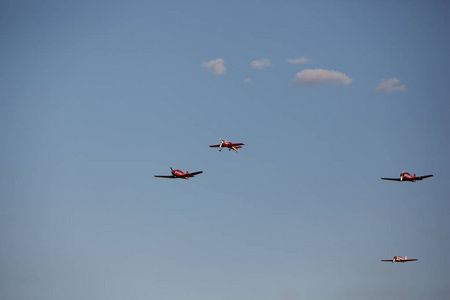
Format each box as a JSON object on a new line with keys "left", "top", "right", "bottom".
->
{"left": 287, "top": 57, "right": 310, "bottom": 64}
{"left": 375, "top": 77, "right": 406, "bottom": 93}
{"left": 202, "top": 58, "right": 226, "bottom": 75}
{"left": 250, "top": 58, "right": 272, "bottom": 69}
{"left": 292, "top": 69, "right": 352, "bottom": 86}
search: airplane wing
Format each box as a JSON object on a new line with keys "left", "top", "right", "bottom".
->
{"left": 380, "top": 260, "right": 393, "bottom": 262}
{"left": 415, "top": 175, "right": 433, "bottom": 180}
{"left": 210, "top": 143, "right": 244, "bottom": 147}
{"left": 403, "top": 259, "right": 418, "bottom": 262}
{"left": 185, "top": 171, "right": 203, "bottom": 177}
{"left": 399, "top": 175, "right": 433, "bottom": 181}
{"left": 381, "top": 178, "right": 401, "bottom": 181}
{"left": 154, "top": 175, "right": 176, "bottom": 179}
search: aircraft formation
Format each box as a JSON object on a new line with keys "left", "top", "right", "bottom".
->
{"left": 155, "top": 137, "right": 433, "bottom": 263}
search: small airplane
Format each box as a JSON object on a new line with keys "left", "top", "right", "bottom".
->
{"left": 154, "top": 168, "right": 203, "bottom": 179}
{"left": 381, "top": 170, "right": 433, "bottom": 182}
{"left": 209, "top": 138, "right": 245, "bottom": 152}
{"left": 381, "top": 254, "right": 418, "bottom": 263}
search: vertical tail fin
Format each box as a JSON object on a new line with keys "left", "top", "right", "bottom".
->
{"left": 405, "top": 255, "right": 407, "bottom": 260}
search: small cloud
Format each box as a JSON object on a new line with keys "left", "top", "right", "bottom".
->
{"left": 292, "top": 69, "right": 352, "bottom": 86}
{"left": 287, "top": 57, "right": 310, "bottom": 64}
{"left": 250, "top": 58, "right": 272, "bottom": 69}
{"left": 244, "top": 78, "right": 252, "bottom": 84}
{"left": 375, "top": 77, "right": 406, "bottom": 93}
{"left": 202, "top": 58, "right": 226, "bottom": 75}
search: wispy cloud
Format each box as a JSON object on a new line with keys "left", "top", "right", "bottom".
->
{"left": 287, "top": 57, "right": 310, "bottom": 64}
{"left": 250, "top": 58, "right": 272, "bottom": 69}
{"left": 244, "top": 78, "right": 252, "bottom": 84}
{"left": 202, "top": 58, "right": 226, "bottom": 75}
{"left": 292, "top": 69, "right": 352, "bottom": 86}
{"left": 375, "top": 77, "right": 406, "bottom": 93}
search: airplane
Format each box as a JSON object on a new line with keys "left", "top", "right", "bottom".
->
{"left": 381, "top": 170, "right": 433, "bottom": 182}
{"left": 154, "top": 168, "right": 203, "bottom": 179}
{"left": 209, "top": 138, "right": 245, "bottom": 152}
{"left": 381, "top": 254, "right": 418, "bottom": 263}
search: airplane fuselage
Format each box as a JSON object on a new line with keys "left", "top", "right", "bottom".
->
{"left": 220, "top": 141, "right": 241, "bottom": 152}
{"left": 400, "top": 172, "right": 416, "bottom": 182}
{"left": 400, "top": 172, "right": 416, "bottom": 180}
{"left": 172, "top": 169, "right": 190, "bottom": 179}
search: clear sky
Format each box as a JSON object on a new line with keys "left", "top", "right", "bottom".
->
{"left": 1, "top": 1, "right": 449, "bottom": 299}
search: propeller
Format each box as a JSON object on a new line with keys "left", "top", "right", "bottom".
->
{"left": 400, "top": 169, "right": 404, "bottom": 181}
{"left": 219, "top": 137, "right": 223, "bottom": 151}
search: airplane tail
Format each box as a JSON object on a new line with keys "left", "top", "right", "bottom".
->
{"left": 405, "top": 255, "right": 407, "bottom": 260}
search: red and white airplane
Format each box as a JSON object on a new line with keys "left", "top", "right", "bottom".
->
{"left": 381, "top": 170, "right": 433, "bottom": 182}
{"left": 209, "top": 138, "right": 245, "bottom": 152}
{"left": 381, "top": 254, "right": 418, "bottom": 263}
{"left": 154, "top": 168, "right": 203, "bottom": 179}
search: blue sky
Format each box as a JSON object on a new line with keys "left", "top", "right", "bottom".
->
{"left": 1, "top": 1, "right": 449, "bottom": 299}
